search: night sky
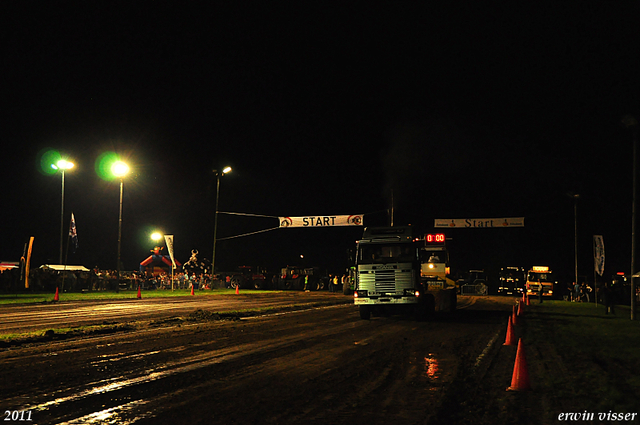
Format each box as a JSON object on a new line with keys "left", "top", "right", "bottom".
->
{"left": 2, "top": 2, "right": 639, "bottom": 283}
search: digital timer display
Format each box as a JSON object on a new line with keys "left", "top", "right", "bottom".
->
{"left": 425, "top": 233, "right": 445, "bottom": 243}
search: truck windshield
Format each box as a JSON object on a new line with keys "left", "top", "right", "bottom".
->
{"left": 358, "top": 243, "right": 416, "bottom": 264}
{"left": 423, "top": 250, "right": 446, "bottom": 263}
{"left": 527, "top": 272, "right": 553, "bottom": 283}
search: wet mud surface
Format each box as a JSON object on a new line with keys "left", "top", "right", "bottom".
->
{"left": 0, "top": 294, "right": 517, "bottom": 424}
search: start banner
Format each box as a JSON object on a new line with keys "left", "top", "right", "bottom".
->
{"left": 434, "top": 217, "right": 525, "bottom": 228}
{"left": 279, "top": 215, "right": 363, "bottom": 228}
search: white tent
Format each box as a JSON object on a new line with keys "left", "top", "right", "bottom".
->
{"left": 39, "top": 264, "right": 91, "bottom": 272}
{"left": 0, "top": 262, "right": 19, "bottom": 272}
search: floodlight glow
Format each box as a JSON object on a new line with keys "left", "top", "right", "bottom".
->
{"left": 222, "top": 166, "right": 232, "bottom": 174}
{"left": 151, "top": 232, "right": 162, "bottom": 241}
{"left": 111, "top": 161, "right": 130, "bottom": 178}
{"left": 38, "top": 148, "right": 62, "bottom": 175}
{"left": 57, "top": 159, "right": 74, "bottom": 170}
{"left": 95, "top": 152, "right": 121, "bottom": 180}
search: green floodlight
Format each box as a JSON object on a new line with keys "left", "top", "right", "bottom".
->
{"left": 38, "top": 148, "right": 62, "bottom": 175}
{"left": 95, "top": 151, "right": 123, "bottom": 180}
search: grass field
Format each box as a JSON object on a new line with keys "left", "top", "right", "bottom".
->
{"left": 522, "top": 299, "right": 640, "bottom": 416}
{"left": 0, "top": 288, "right": 275, "bottom": 305}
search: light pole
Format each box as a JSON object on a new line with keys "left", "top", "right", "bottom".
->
{"left": 51, "top": 159, "right": 74, "bottom": 264}
{"left": 569, "top": 193, "right": 580, "bottom": 291}
{"left": 212, "top": 166, "right": 232, "bottom": 276}
{"left": 622, "top": 114, "right": 638, "bottom": 320}
{"left": 112, "top": 161, "right": 129, "bottom": 291}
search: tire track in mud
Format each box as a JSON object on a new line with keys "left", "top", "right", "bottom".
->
{"left": 1, "top": 296, "right": 512, "bottom": 425}
{"left": 0, "top": 293, "right": 352, "bottom": 334}
{"left": 2, "top": 307, "right": 363, "bottom": 424}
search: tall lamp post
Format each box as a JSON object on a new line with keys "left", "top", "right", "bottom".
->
{"left": 568, "top": 193, "right": 580, "bottom": 290}
{"left": 112, "top": 161, "right": 130, "bottom": 291}
{"left": 51, "top": 159, "right": 74, "bottom": 264}
{"left": 212, "top": 166, "right": 232, "bottom": 276}
{"left": 622, "top": 114, "right": 638, "bottom": 320}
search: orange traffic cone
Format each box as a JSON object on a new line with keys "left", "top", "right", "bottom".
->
{"left": 191, "top": 286, "right": 194, "bottom": 296}
{"left": 526, "top": 294, "right": 530, "bottom": 306}
{"left": 517, "top": 300, "right": 523, "bottom": 316}
{"left": 235, "top": 285, "right": 239, "bottom": 295}
{"left": 503, "top": 316, "right": 516, "bottom": 346}
{"left": 507, "top": 339, "right": 531, "bottom": 391}
{"left": 512, "top": 305, "right": 519, "bottom": 326}
{"left": 54, "top": 287, "right": 59, "bottom": 302}
{"left": 137, "top": 285, "right": 142, "bottom": 299}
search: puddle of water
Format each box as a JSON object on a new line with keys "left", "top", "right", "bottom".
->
{"left": 26, "top": 333, "right": 308, "bottom": 422}
{"left": 29, "top": 345, "right": 248, "bottom": 414}
{"left": 424, "top": 353, "right": 440, "bottom": 379}
{"left": 57, "top": 399, "right": 153, "bottom": 425}
{"left": 91, "top": 350, "right": 161, "bottom": 365}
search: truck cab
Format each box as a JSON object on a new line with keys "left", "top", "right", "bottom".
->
{"left": 354, "top": 227, "right": 456, "bottom": 320}
{"left": 498, "top": 266, "right": 525, "bottom": 296}
{"left": 354, "top": 226, "right": 424, "bottom": 319}
{"left": 526, "top": 266, "right": 555, "bottom": 298}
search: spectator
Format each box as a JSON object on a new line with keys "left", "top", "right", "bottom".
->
{"left": 603, "top": 281, "right": 615, "bottom": 315}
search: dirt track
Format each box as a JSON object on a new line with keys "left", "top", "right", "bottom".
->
{"left": 0, "top": 292, "right": 352, "bottom": 335}
{"left": 0, "top": 294, "right": 517, "bottom": 424}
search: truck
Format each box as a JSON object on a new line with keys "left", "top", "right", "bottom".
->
{"left": 353, "top": 226, "right": 456, "bottom": 320}
{"left": 525, "top": 266, "right": 555, "bottom": 298}
{"left": 277, "top": 266, "right": 327, "bottom": 290}
{"left": 228, "top": 266, "right": 268, "bottom": 290}
{"left": 498, "top": 266, "right": 526, "bottom": 296}
{"left": 459, "top": 269, "right": 489, "bottom": 295}
{"left": 419, "top": 233, "right": 458, "bottom": 311}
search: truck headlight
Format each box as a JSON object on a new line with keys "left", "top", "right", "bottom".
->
{"left": 355, "top": 290, "right": 368, "bottom": 297}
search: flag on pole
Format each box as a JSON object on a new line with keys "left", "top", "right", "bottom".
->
{"left": 69, "top": 213, "right": 78, "bottom": 253}
{"left": 593, "top": 235, "right": 605, "bottom": 276}
{"left": 164, "top": 234, "right": 176, "bottom": 267}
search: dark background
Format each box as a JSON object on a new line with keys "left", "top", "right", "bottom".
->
{"left": 2, "top": 2, "right": 639, "bottom": 283}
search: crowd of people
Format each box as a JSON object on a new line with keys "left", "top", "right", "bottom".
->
{"left": 564, "top": 280, "right": 640, "bottom": 314}
{"left": 0, "top": 265, "right": 356, "bottom": 293}
{"left": 0, "top": 267, "right": 226, "bottom": 293}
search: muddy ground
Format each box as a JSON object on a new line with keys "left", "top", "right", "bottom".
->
{"left": 0, "top": 295, "right": 554, "bottom": 424}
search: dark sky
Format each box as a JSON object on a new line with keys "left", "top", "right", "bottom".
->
{"left": 2, "top": 2, "right": 639, "bottom": 281}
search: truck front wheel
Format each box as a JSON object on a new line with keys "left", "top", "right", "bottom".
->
{"left": 230, "top": 277, "right": 241, "bottom": 289}
{"left": 359, "top": 305, "right": 371, "bottom": 320}
{"left": 417, "top": 294, "right": 435, "bottom": 321}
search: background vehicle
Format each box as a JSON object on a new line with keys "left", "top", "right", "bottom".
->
{"left": 229, "top": 266, "right": 268, "bottom": 290}
{"left": 525, "top": 266, "right": 555, "bottom": 298}
{"left": 343, "top": 266, "right": 355, "bottom": 295}
{"left": 459, "top": 269, "right": 489, "bottom": 295}
{"left": 498, "top": 266, "right": 525, "bottom": 295}
{"left": 278, "top": 266, "right": 326, "bottom": 290}
{"left": 419, "top": 233, "right": 457, "bottom": 312}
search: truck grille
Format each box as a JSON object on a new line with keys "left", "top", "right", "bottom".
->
{"left": 358, "top": 266, "right": 413, "bottom": 294}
